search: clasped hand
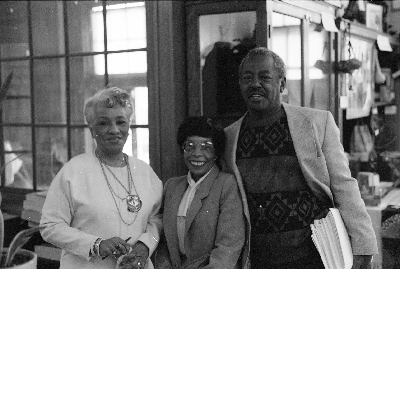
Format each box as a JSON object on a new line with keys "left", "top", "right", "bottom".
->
{"left": 118, "top": 241, "right": 149, "bottom": 269}
{"left": 99, "top": 238, "right": 149, "bottom": 268}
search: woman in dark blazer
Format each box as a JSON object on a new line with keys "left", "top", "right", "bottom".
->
{"left": 155, "top": 117, "right": 246, "bottom": 268}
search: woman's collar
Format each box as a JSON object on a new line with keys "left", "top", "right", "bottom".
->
{"left": 187, "top": 165, "right": 216, "bottom": 187}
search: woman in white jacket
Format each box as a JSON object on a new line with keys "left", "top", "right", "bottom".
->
{"left": 40, "top": 87, "right": 162, "bottom": 269}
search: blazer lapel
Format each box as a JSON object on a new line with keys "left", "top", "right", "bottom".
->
{"left": 222, "top": 115, "right": 250, "bottom": 225}
{"left": 283, "top": 102, "right": 330, "bottom": 202}
{"left": 283, "top": 102, "right": 320, "bottom": 161}
{"left": 223, "top": 114, "right": 246, "bottom": 173}
{"left": 185, "top": 167, "right": 219, "bottom": 235}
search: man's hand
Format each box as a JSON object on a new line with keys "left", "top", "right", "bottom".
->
{"left": 118, "top": 241, "right": 149, "bottom": 269}
{"left": 352, "top": 255, "right": 373, "bottom": 269}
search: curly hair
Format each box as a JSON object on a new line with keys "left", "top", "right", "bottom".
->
{"left": 238, "top": 47, "right": 286, "bottom": 80}
{"left": 177, "top": 116, "right": 226, "bottom": 162}
{"left": 84, "top": 87, "right": 134, "bottom": 126}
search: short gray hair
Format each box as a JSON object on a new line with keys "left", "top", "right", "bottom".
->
{"left": 84, "top": 87, "right": 134, "bottom": 126}
{"left": 239, "top": 47, "right": 286, "bottom": 79}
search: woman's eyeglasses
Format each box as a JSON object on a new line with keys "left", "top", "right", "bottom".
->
{"left": 183, "top": 141, "right": 214, "bottom": 156}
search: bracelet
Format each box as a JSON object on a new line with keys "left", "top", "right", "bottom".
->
{"left": 90, "top": 238, "right": 98, "bottom": 257}
{"left": 93, "top": 238, "right": 103, "bottom": 257}
{"left": 95, "top": 238, "right": 103, "bottom": 257}
{"left": 90, "top": 240, "right": 96, "bottom": 257}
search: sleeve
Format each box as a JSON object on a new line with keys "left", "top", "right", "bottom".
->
{"left": 322, "top": 112, "right": 378, "bottom": 255}
{"left": 207, "top": 174, "right": 246, "bottom": 268}
{"left": 136, "top": 166, "right": 163, "bottom": 257}
{"left": 40, "top": 167, "right": 98, "bottom": 260}
{"left": 153, "top": 179, "right": 173, "bottom": 268}
{"left": 153, "top": 233, "right": 173, "bottom": 268}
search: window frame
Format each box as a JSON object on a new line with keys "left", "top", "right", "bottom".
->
{"left": 0, "top": 0, "right": 148, "bottom": 209}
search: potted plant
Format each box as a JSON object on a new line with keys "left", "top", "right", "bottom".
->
{"left": 0, "top": 71, "right": 38, "bottom": 269}
{"left": 0, "top": 221, "right": 38, "bottom": 268}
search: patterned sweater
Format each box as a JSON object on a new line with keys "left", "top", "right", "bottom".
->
{"left": 236, "top": 107, "right": 330, "bottom": 267}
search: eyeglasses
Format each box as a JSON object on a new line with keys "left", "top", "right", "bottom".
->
{"left": 183, "top": 140, "right": 215, "bottom": 156}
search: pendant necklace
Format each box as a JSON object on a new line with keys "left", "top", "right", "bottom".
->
{"left": 97, "top": 152, "right": 142, "bottom": 221}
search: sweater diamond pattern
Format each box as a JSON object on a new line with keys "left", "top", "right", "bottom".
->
{"left": 248, "top": 190, "right": 324, "bottom": 234}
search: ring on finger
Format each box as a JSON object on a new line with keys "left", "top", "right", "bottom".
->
{"left": 116, "top": 244, "right": 122, "bottom": 250}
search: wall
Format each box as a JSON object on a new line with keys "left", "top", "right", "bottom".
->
{"left": 146, "top": 1, "right": 188, "bottom": 182}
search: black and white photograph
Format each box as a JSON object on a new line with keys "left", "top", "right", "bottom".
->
{"left": 0, "top": 1, "right": 400, "bottom": 399}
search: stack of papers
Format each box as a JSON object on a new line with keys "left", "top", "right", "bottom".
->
{"left": 311, "top": 208, "right": 353, "bottom": 269}
{"left": 21, "top": 191, "right": 47, "bottom": 226}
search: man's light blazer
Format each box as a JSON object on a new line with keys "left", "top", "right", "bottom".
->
{"left": 222, "top": 102, "right": 378, "bottom": 268}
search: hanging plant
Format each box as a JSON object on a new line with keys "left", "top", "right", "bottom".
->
{"left": 314, "top": 29, "right": 362, "bottom": 76}
{"left": 335, "top": 57, "right": 362, "bottom": 74}
{"left": 314, "top": 58, "right": 362, "bottom": 75}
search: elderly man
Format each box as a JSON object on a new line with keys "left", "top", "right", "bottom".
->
{"left": 222, "top": 47, "right": 377, "bottom": 269}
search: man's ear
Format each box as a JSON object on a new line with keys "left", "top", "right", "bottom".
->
{"left": 280, "top": 77, "right": 286, "bottom": 93}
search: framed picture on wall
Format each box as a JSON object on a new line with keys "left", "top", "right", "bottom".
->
{"left": 342, "top": 37, "right": 374, "bottom": 120}
{"left": 366, "top": 3, "right": 383, "bottom": 31}
{"left": 392, "top": 0, "right": 400, "bottom": 11}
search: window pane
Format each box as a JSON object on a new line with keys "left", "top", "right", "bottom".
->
{"left": 2, "top": 152, "right": 33, "bottom": 189}
{"left": 271, "top": 13, "right": 302, "bottom": 106}
{"left": 199, "top": 11, "right": 257, "bottom": 118}
{"left": 71, "top": 128, "right": 94, "bottom": 158}
{"left": 31, "top": 1, "right": 65, "bottom": 56}
{"left": 68, "top": 1, "right": 99, "bottom": 53}
{"left": 36, "top": 127, "right": 67, "bottom": 189}
{"left": 105, "top": 1, "right": 146, "bottom": 51}
{"left": 1, "top": 60, "right": 31, "bottom": 123}
{"left": 0, "top": 1, "right": 29, "bottom": 48}
{"left": 3, "top": 126, "right": 32, "bottom": 152}
{"left": 90, "top": 3, "right": 105, "bottom": 53}
{"left": 69, "top": 56, "right": 104, "bottom": 124}
{"left": 309, "top": 23, "right": 330, "bottom": 111}
{"left": 0, "top": 43, "right": 29, "bottom": 59}
{"left": 132, "top": 86, "right": 148, "bottom": 125}
{"left": 107, "top": 51, "right": 147, "bottom": 74}
{"left": 130, "top": 127, "right": 149, "bottom": 164}
{"left": 33, "top": 58, "right": 66, "bottom": 123}
{"left": 93, "top": 54, "right": 107, "bottom": 76}
{"left": 2, "top": 127, "right": 32, "bottom": 189}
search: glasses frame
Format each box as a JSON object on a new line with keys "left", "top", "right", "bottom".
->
{"left": 182, "top": 140, "right": 215, "bottom": 156}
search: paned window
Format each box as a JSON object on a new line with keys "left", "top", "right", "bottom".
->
{"left": 0, "top": 0, "right": 149, "bottom": 193}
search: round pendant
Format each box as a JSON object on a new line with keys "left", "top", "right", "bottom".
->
{"left": 126, "top": 194, "right": 142, "bottom": 213}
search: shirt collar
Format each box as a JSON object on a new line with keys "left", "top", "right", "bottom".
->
{"left": 186, "top": 165, "right": 216, "bottom": 188}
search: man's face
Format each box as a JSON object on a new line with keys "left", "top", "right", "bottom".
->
{"left": 239, "top": 54, "right": 286, "bottom": 114}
